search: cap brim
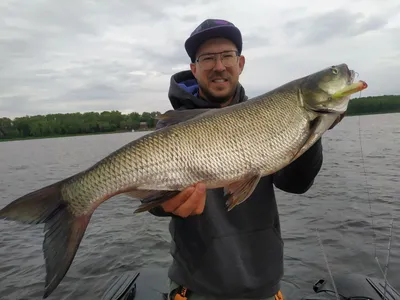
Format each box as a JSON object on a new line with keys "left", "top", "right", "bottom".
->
{"left": 185, "top": 26, "right": 242, "bottom": 62}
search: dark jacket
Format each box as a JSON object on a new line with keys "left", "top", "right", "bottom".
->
{"left": 150, "top": 70, "right": 323, "bottom": 298}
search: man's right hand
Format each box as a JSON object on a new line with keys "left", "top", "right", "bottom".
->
{"left": 161, "top": 182, "right": 206, "bottom": 218}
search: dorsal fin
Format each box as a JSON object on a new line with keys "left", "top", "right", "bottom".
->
{"left": 155, "top": 108, "right": 215, "bottom": 127}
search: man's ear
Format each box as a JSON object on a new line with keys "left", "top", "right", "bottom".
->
{"left": 190, "top": 63, "right": 196, "bottom": 76}
{"left": 239, "top": 55, "right": 245, "bottom": 75}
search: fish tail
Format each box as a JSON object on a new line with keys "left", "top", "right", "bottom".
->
{"left": 0, "top": 179, "right": 92, "bottom": 299}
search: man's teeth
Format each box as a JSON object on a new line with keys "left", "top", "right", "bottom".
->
{"left": 213, "top": 79, "right": 226, "bottom": 83}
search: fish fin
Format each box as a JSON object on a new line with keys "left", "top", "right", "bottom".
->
{"left": 224, "top": 174, "right": 262, "bottom": 211}
{"left": 290, "top": 114, "right": 338, "bottom": 163}
{"left": 133, "top": 190, "right": 180, "bottom": 213}
{"left": 123, "top": 190, "right": 160, "bottom": 199}
{"left": 0, "top": 181, "right": 92, "bottom": 299}
{"left": 43, "top": 211, "right": 91, "bottom": 299}
{"left": 156, "top": 108, "right": 214, "bottom": 126}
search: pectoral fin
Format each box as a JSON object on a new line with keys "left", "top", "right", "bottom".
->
{"left": 290, "top": 114, "right": 338, "bottom": 163}
{"left": 122, "top": 186, "right": 182, "bottom": 213}
{"left": 123, "top": 190, "right": 159, "bottom": 199}
{"left": 130, "top": 190, "right": 180, "bottom": 213}
{"left": 156, "top": 108, "right": 215, "bottom": 126}
{"left": 224, "top": 174, "right": 262, "bottom": 211}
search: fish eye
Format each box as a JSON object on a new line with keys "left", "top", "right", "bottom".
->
{"left": 331, "top": 66, "right": 338, "bottom": 75}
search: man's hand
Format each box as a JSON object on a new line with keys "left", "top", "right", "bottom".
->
{"left": 329, "top": 112, "right": 346, "bottom": 130}
{"left": 161, "top": 182, "right": 206, "bottom": 218}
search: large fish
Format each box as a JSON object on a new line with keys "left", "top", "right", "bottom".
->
{"left": 0, "top": 63, "right": 367, "bottom": 298}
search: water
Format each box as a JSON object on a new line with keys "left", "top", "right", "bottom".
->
{"left": 0, "top": 113, "right": 399, "bottom": 300}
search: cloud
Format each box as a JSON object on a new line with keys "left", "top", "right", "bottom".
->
{"left": 284, "top": 9, "right": 389, "bottom": 45}
{"left": 0, "top": 0, "right": 399, "bottom": 118}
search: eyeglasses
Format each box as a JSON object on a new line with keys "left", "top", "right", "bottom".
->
{"left": 195, "top": 50, "right": 239, "bottom": 70}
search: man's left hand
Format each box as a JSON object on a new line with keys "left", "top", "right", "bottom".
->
{"left": 328, "top": 112, "right": 346, "bottom": 130}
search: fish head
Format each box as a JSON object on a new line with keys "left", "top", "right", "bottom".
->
{"left": 300, "top": 63, "right": 367, "bottom": 114}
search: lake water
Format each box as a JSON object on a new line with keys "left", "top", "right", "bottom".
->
{"left": 0, "top": 113, "right": 399, "bottom": 300}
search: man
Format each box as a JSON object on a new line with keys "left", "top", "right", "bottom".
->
{"left": 147, "top": 19, "right": 343, "bottom": 300}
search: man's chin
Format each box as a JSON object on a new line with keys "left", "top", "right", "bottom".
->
{"left": 209, "top": 87, "right": 233, "bottom": 100}
{"left": 207, "top": 91, "right": 232, "bottom": 103}
{"left": 199, "top": 84, "right": 235, "bottom": 104}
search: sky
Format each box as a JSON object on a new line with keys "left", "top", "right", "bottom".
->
{"left": 1, "top": 0, "right": 399, "bottom": 119}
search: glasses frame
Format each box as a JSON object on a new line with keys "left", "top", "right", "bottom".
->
{"left": 195, "top": 50, "right": 240, "bottom": 70}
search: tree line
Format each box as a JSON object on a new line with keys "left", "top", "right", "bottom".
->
{"left": 0, "top": 111, "right": 160, "bottom": 140}
{"left": 345, "top": 95, "right": 400, "bottom": 116}
{"left": 1, "top": 95, "right": 399, "bottom": 141}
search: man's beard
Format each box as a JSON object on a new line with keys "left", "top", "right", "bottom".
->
{"left": 198, "top": 81, "right": 236, "bottom": 104}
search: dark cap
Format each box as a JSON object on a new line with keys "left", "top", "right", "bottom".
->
{"left": 184, "top": 19, "right": 242, "bottom": 63}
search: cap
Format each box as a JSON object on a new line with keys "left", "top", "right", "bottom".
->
{"left": 184, "top": 19, "right": 242, "bottom": 63}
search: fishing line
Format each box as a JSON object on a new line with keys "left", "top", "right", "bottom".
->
{"left": 356, "top": 89, "right": 395, "bottom": 299}
{"left": 355, "top": 90, "right": 384, "bottom": 271}
{"left": 315, "top": 86, "right": 365, "bottom": 300}
{"left": 316, "top": 78, "right": 395, "bottom": 299}
{"left": 357, "top": 111, "right": 379, "bottom": 262}
{"left": 316, "top": 228, "right": 340, "bottom": 300}
{"left": 383, "top": 218, "right": 394, "bottom": 300}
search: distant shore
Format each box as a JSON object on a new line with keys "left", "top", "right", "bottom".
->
{"left": 345, "top": 95, "right": 400, "bottom": 116}
{"left": 0, "top": 130, "right": 151, "bottom": 143}
{"left": 0, "top": 129, "right": 154, "bottom": 143}
{"left": 1, "top": 95, "right": 399, "bottom": 142}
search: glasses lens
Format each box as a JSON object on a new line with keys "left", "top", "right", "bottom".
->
{"left": 197, "top": 51, "right": 238, "bottom": 70}
{"left": 198, "top": 55, "right": 215, "bottom": 70}
{"left": 221, "top": 51, "right": 238, "bottom": 67}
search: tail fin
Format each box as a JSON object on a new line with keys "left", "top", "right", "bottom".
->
{"left": 0, "top": 181, "right": 92, "bottom": 299}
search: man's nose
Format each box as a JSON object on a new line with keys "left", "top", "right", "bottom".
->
{"left": 213, "top": 57, "right": 226, "bottom": 72}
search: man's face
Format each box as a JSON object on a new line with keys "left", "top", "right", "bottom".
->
{"left": 190, "top": 38, "right": 245, "bottom": 105}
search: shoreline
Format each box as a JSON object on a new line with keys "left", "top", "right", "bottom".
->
{"left": 0, "top": 129, "right": 155, "bottom": 143}
{"left": 1, "top": 110, "right": 399, "bottom": 143}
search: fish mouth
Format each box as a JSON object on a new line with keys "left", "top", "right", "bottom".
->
{"left": 309, "top": 73, "right": 368, "bottom": 114}
{"left": 331, "top": 80, "right": 368, "bottom": 100}
{"left": 348, "top": 69, "right": 356, "bottom": 84}
{"left": 332, "top": 67, "right": 367, "bottom": 100}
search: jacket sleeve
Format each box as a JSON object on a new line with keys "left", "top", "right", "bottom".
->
{"left": 272, "top": 138, "right": 323, "bottom": 194}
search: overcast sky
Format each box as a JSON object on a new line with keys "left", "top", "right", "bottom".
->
{"left": 1, "top": 0, "right": 399, "bottom": 118}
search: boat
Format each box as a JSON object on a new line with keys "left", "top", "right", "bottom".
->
{"left": 100, "top": 267, "right": 400, "bottom": 300}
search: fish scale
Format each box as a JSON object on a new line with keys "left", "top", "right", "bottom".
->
{"left": 68, "top": 86, "right": 306, "bottom": 205}
{"left": 66, "top": 87, "right": 307, "bottom": 211}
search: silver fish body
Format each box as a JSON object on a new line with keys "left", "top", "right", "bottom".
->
{"left": 0, "top": 63, "right": 368, "bottom": 298}
{"left": 66, "top": 88, "right": 308, "bottom": 210}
